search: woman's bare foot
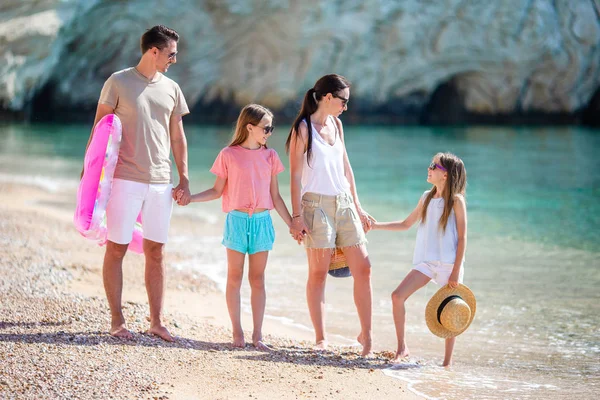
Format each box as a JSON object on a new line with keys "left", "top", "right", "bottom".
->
{"left": 252, "top": 333, "right": 271, "bottom": 351}
{"left": 146, "top": 325, "right": 175, "bottom": 342}
{"left": 313, "top": 339, "right": 328, "bottom": 351}
{"left": 110, "top": 324, "right": 134, "bottom": 340}
{"left": 357, "top": 334, "right": 373, "bottom": 357}
{"left": 391, "top": 345, "right": 410, "bottom": 363}
{"left": 442, "top": 359, "right": 452, "bottom": 367}
{"left": 253, "top": 340, "right": 271, "bottom": 351}
{"left": 232, "top": 332, "right": 246, "bottom": 348}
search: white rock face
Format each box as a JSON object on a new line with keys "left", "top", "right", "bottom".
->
{"left": 1, "top": 0, "right": 599, "bottom": 115}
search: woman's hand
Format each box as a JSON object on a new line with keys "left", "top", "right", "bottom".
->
{"left": 289, "top": 216, "right": 308, "bottom": 244}
{"left": 369, "top": 216, "right": 379, "bottom": 230}
{"left": 357, "top": 208, "right": 375, "bottom": 233}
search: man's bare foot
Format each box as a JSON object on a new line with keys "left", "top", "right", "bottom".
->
{"left": 232, "top": 333, "right": 245, "bottom": 348}
{"left": 314, "top": 339, "right": 328, "bottom": 351}
{"left": 147, "top": 325, "right": 175, "bottom": 342}
{"left": 357, "top": 333, "right": 373, "bottom": 357}
{"left": 391, "top": 345, "right": 410, "bottom": 363}
{"left": 110, "top": 324, "right": 134, "bottom": 340}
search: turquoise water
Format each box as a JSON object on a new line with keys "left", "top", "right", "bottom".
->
{"left": 1, "top": 122, "right": 599, "bottom": 399}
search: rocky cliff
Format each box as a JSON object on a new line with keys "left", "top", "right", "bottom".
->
{"left": 1, "top": 0, "right": 599, "bottom": 124}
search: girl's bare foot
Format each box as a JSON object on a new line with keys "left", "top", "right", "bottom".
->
{"left": 357, "top": 333, "right": 373, "bottom": 357}
{"left": 232, "top": 332, "right": 245, "bottom": 348}
{"left": 314, "top": 339, "right": 328, "bottom": 351}
{"left": 110, "top": 324, "right": 134, "bottom": 340}
{"left": 147, "top": 325, "right": 175, "bottom": 342}
{"left": 391, "top": 345, "right": 410, "bottom": 363}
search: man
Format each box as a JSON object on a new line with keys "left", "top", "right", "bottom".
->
{"left": 83, "top": 25, "right": 192, "bottom": 341}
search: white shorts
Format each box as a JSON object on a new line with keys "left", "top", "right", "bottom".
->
{"left": 106, "top": 178, "right": 173, "bottom": 245}
{"left": 413, "top": 261, "right": 464, "bottom": 286}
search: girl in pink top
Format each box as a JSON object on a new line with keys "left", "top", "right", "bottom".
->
{"left": 177, "top": 104, "right": 297, "bottom": 350}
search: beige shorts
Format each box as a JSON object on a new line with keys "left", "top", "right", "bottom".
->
{"left": 301, "top": 192, "right": 367, "bottom": 249}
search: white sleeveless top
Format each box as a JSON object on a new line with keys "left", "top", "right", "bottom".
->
{"left": 301, "top": 116, "right": 351, "bottom": 196}
{"left": 413, "top": 190, "right": 463, "bottom": 265}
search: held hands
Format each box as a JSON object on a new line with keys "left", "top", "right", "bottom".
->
{"left": 357, "top": 208, "right": 376, "bottom": 233}
{"left": 172, "top": 182, "right": 191, "bottom": 206}
{"left": 289, "top": 215, "right": 308, "bottom": 244}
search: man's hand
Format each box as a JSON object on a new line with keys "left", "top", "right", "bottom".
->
{"left": 173, "top": 181, "right": 190, "bottom": 205}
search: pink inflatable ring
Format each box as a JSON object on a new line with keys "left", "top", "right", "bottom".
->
{"left": 74, "top": 114, "right": 143, "bottom": 253}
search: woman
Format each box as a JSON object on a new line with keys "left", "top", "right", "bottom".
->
{"left": 286, "top": 74, "right": 373, "bottom": 356}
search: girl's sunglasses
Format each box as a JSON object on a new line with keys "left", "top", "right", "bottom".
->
{"left": 256, "top": 125, "right": 274, "bottom": 134}
{"left": 429, "top": 162, "right": 447, "bottom": 171}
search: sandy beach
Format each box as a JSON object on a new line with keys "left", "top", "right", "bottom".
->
{"left": 0, "top": 182, "right": 420, "bottom": 400}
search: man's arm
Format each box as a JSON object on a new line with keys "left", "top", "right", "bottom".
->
{"left": 170, "top": 113, "right": 190, "bottom": 204}
{"left": 80, "top": 103, "right": 114, "bottom": 179}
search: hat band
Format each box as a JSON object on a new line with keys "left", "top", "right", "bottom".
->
{"left": 437, "top": 295, "right": 462, "bottom": 324}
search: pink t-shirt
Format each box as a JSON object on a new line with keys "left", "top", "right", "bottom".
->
{"left": 210, "top": 146, "right": 285, "bottom": 215}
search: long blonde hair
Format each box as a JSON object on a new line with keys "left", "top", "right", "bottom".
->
{"left": 229, "top": 104, "right": 274, "bottom": 148}
{"left": 421, "top": 152, "right": 467, "bottom": 232}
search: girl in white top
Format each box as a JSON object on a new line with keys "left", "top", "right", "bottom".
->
{"left": 286, "top": 74, "right": 374, "bottom": 357}
{"left": 372, "top": 152, "right": 467, "bottom": 367}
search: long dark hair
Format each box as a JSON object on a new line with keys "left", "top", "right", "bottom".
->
{"left": 285, "top": 74, "right": 351, "bottom": 165}
{"left": 421, "top": 152, "right": 467, "bottom": 232}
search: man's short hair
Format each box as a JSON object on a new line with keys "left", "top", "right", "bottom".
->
{"left": 140, "top": 25, "right": 179, "bottom": 54}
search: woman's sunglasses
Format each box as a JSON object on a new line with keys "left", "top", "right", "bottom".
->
{"left": 429, "top": 162, "right": 447, "bottom": 171}
{"left": 332, "top": 93, "right": 349, "bottom": 106}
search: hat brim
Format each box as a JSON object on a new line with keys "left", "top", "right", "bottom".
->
{"left": 425, "top": 284, "right": 476, "bottom": 338}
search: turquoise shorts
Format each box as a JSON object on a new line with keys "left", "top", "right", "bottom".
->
{"left": 222, "top": 210, "right": 275, "bottom": 254}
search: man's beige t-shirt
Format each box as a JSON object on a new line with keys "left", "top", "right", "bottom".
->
{"left": 99, "top": 67, "right": 189, "bottom": 184}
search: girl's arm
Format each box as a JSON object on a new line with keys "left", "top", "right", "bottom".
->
{"left": 372, "top": 199, "right": 423, "bottom": 231}
{"left": 188, "top": 176, "right": 226, "bottom": 203}
{"left": 289, "top": 122, "right": 310, "bottom": 237}
{"left": 270, "top": 174, "right": 292, "bottom": 228}
{"left": 448, "top": 194, "right": 467, "bottom": 288}
{"left": 336, "top": 117, "right": 372, "bottom": 231}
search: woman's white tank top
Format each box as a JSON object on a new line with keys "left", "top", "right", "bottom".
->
{"left": 413, "top": 190, "right": 463, "bottom": 265}
{"left": 301, "top": 116, "right": 351, "bottom": 196}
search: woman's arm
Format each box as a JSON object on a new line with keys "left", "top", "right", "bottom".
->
{"left": 448, "top": 195, "right": 467, "bottom": 288}
{"left": 289, "top": 122, "right": 310, "bottom": 237}
{"left": 270, "top": 175, "right": 292, "bottom": 228}
{"left": 187, "top": 176, "right": 226, "bottom": 203}
{"left": 335, "top": 117, "right": 373, "bottom": 231}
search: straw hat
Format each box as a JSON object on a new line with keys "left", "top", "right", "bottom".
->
{"left": 425, "top": 284, "right": 476, "bottom": 338}
{"left": 328, "top": 248, "right": 351, "bottom": 278}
